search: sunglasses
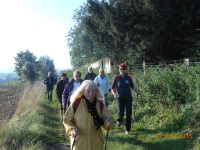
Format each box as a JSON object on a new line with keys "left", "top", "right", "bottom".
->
{"left": 119, "top": 68, "right": 125, "bottom": 71}
{"left": 75, "top": 75, "right": 81, "bottom": 77}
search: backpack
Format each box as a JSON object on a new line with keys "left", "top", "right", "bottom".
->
{"left": 73, "top": 98, "right": 104, "bottom": 114}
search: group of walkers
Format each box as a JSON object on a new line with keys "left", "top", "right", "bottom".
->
{"left": 43, "top": 64, "right": 141, "bottom": 150}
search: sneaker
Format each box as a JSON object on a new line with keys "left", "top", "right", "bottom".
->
{"left": 116, "top": 121, "right": 122, "bottom": 127}
{"left": 125, "top": 130, "right": 129, "bottom": 135}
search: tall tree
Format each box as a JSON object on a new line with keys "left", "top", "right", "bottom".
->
{"left": 144, "top": 0, "right": 200, "bottom": 61}
{"left": 67, "top": 6, "right": 104, "bottom": 68}
{"left": 78, "top": 0, "right": 149, "bottom": 64}
{"left": 14, "top": 50, "right": 40, "bottom": 83}
{"left": 68, "top": 0, "right": 200, "bottom": 66}
{"left": 38, "top": 56, "right": 57, "bottom": 79}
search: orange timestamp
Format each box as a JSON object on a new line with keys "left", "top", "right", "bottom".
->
{"left": 156, "top": 132, "right": 193, "bottom": 140}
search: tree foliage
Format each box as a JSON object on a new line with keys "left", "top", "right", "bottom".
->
{"left": 146, "top": 0, "right": 200, "bottom": 61}
{"left": 14, "top": 50, "right": 40, "bottom": 83}
{"left": 38, "top": 56, "right": 57, "bottom": 79}
{"left": 67, "top": 6, "right": 104, "bottom": 68}
{"left": 83, "top": 0, "right": 149, "bottom": 64}
{"left": 14, "top": 50, "right": 56, "bottom": 83}
{"left": 67, "top": 0, "right": 200, "bottom": 66}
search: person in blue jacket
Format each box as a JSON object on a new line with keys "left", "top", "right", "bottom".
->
{"left": 62, "top": 70, "right": 83, "bottom": 113}
{"left": 111, "top": 63, "right": 141, "bottom": 134}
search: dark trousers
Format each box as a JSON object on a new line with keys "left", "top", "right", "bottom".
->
{"left": 117, "top": 96, "right": 132, "bottom": 131}
{"left": 58, "top": 98, "right": 63, "bottom": 110}
{"left": 58, "top": 98, "right": 64, "bottom": 121}
{"left": 47, "top": 90, "right": 53, "bottom": 102}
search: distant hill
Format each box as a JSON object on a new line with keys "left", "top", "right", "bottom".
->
{"left": 0, "top": 72, "right": 18, "bottom": 83}
{"left": 0, "top": 68, "right": 14, "bottom": 73}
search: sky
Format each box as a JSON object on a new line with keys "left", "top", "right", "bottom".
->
{"left": 0, "top": 0, "right": 86, "bottom": 73}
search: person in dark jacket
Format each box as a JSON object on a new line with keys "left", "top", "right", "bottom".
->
{"left": 111, "top": 63, "right": 141, "bottom": 134}
{"left": 56, "top": 73, "right": 69, "bottom": 121}
{"left": 62, "top": 70, "right": 83, "bottom": 113}
{"left": 84, "top": 66, "right": 96, "bottom": 81}
{"left": 43, "top": 71, "right": 57, "bottom": 103}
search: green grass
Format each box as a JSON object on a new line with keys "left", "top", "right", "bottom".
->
{"left": 102, "top": 94, "right": 199, "bottom": 150}
{"left": 0, "top": 81, "right": 199, "bottom": 150}
{"left": 52, "top": 94, "right": 199, "bottom": 150}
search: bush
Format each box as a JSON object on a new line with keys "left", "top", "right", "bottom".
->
{"left": 135, "top": 65, "right": 200, "bottom": 107}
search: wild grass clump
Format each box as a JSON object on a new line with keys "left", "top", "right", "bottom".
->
{"left": 134, "top": 65, "right": 200, "bottom": 128}
{"left": 0, "top": 82, "right": 61, "bottom": 150}
{"left": 135, "top": 65, "right": 199, "bottom": 103}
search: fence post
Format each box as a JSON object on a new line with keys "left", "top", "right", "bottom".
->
{"left": 184, "top": 58, "right": 189, "bottom": 66}
{"left": 143, "top": 60, "right": 146, "bottom": 75}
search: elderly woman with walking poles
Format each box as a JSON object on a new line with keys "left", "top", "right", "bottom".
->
{"left": 111, "top": 63, "right": 141, "bottom": 135}
{"left": 63, "top": 80, "right": 113, "bottom": 150}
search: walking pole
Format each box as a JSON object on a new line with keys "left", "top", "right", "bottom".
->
{"left": 111, "top": 90, "right": 118, "bottom": 125}
{"left": 112, "top": 96, "right": 115, "bottom": 112}
{"left": 104, "top": 129, "right": 109, "bottom": 150}
{"left": 71, "top": 138, "right": 76, "bottom": 150}
{"left": 133, "top": 93, "right": 138, "bottom": 121}
{"left": 71, "top": 130, "right": 79, "bottom": 150}
{"left": 132, "top": 75, "right": 140, "bottom": 125}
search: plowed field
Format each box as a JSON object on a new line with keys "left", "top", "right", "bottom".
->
{"left": 0, "top": 86, "right": 23, "bottom": 121}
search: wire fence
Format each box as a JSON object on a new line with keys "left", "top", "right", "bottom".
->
{"left": 126, "top": 58, "right": 200, "bottom": 74}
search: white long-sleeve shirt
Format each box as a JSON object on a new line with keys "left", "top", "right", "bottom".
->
{"left": 94, "top": 75, "right": 110, "bottom": 95}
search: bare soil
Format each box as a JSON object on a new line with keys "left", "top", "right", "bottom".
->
{"left": 0, "top": 86, "right": 24, "bottom": 122}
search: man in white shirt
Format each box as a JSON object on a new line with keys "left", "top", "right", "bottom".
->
{"left": 94, "top": 69, "right": 110, "bottom": 107}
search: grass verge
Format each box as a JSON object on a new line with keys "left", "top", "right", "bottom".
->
{"left": 0, "top": 83, "right": 68, "bottom": 150}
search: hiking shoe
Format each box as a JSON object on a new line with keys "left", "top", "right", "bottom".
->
{"left": 125, "top": 130, "right": 129, "bottom": 135}
{"left": 116, "top": 121, "right": 122, "bottom": 127}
